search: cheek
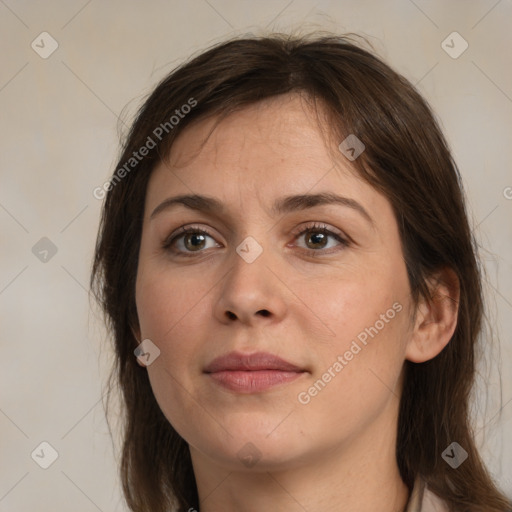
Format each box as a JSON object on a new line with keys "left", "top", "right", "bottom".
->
{"left": 292, "top": 266, "right": 403, "bottom": 344}
{"left": 295, "top": 297, "right": 407, "bottom": 439}
{"left": 135, "top": 265, "right": 210, "bottom": 340}
{"left": 135, "top": 267, "right": 212, "bottom": 393}
{"left": 135, "top": 270, "right": 214, "bottom": 437}
{"left": 293, "top": 268, "right": 408, "bottom": 407}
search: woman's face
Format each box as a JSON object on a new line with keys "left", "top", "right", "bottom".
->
{"left": 135, "top": 94, "right": 414, "bottom": 472}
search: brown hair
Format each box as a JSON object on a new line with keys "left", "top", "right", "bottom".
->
{"left": 91, "top": 32, "right": 511, "bottom": 512}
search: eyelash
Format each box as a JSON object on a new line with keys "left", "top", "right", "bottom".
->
{"left": 162, "top": 222, "right": 349, "bottom": 258}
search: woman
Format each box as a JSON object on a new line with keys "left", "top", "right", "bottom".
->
{"left": 91, "top": 32, "right": 511, "bottom": 512}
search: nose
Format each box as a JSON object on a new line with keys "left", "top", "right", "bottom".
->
{"left": 213, "top": 240, "right": 288, "bottom": 326}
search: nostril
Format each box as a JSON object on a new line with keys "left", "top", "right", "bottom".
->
{"left": 257, "top": 309, "right": 271, "bottom": 317}
{"left": 226, "top": 311, "right": 237, "bottom": 320}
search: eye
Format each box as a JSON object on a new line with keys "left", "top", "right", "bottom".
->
{"left": 163, "top": 225, "right": 221, "bottom": 256}
{"left": 163, "top": 222, "right": 349, "bottom": 258}
{"left": 292, "top": 222, "right": 349, "bottom": 255}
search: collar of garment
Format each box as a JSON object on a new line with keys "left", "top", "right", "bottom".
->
{"left": 406, "top": 476, "right": 449, "bottom": 512}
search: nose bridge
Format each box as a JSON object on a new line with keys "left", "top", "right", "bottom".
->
{"left": 226, "top": 195, "right": 273, "bottom": 277}
{"left": 214, "top": 230, "right": 287, "bottom": 324}
{"left": 226, "top": 233, "right": 270, "bottom": 298}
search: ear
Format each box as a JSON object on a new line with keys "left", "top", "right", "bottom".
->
{"left": 130, "top": 322, "right": 147, "bottom": 368}
{"left": 405, "top": 266, "right": 460, "bottom": 363}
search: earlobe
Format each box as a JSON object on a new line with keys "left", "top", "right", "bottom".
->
{"left": 405, "top": 267, "right": 460, "bottom": 363}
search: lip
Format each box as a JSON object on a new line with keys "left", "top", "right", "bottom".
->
{"left": 204, "top": 351, "right": 304, "bottom": 373}
{"left": 204, "top": 351, "right": 307, "bottom": 393}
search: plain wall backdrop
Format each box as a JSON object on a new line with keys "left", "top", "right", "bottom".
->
{"left": 1, "top": 1, "right": 511, "bottom": 510}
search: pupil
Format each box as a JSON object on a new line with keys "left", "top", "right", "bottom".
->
{"left": 308, "top": 232, "right": 326, "bottom": 248}
{"left": 186, "top": 233, "right": 205, "bottom": 250}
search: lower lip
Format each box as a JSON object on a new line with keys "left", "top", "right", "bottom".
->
{"left": 206, "top": 370, "right": 305, "bottom": 393}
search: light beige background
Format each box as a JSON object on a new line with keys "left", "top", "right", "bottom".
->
{"left": 1, "top": 1, "right": 511, "bottom": 510}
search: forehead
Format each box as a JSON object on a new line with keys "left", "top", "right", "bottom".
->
{"left": 170, "top": 94, "right": 333, "bottom": 167}
{"left": 145, "top": 93, "right": 384, "bottom": 216}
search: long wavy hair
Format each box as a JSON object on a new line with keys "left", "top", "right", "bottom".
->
{"left": 91, "top": 32, "right": 511, "bottom": 512}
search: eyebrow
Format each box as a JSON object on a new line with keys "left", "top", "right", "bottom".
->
{"left": 150, "top": 192, "right": 375, "bottom": 226}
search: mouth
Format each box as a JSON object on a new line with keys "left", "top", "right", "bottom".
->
{"left": 204, "top": 351, "right": 307, "bottom": 393}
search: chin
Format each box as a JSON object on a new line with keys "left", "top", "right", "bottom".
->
{"left": 189, "top": 422, "right": 309, "bottom": 471}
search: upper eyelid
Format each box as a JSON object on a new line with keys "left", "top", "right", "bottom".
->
{"left": 166, "top": 222, "right": 343, "bottom": 239}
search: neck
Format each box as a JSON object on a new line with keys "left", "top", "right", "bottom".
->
{"left": 189, "top": 409, "right": 410, "bottom": 512}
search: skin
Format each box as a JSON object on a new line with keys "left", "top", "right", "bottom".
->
{"left": 134, "top": 93, "right": 459, "bottom": 512}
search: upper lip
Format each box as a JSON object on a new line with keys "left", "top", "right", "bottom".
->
{"left": 204, "top": 351, "right": 305, "bottom": 373}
